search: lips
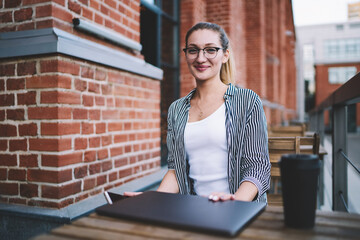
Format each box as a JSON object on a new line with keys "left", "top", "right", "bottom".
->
{"left": 194, "top": 65, "right": 209, "bottom": 71}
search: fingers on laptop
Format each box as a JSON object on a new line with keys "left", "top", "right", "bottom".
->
{"left": 123, "top": 192, "right": 143, "bottom": 197}
{"left": 208, "top": 193, "right": 235, "bottom": 202}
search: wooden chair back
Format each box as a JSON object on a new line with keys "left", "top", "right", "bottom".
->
{"left": 268, "top": 125, "right": 306, "bottom": 137}
{"left": 267, "top": 133, "right": 320, "bottom": 205}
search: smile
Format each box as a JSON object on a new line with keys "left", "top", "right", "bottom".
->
{"left": 195, "top": 65, "right": 209, "bottom": 71}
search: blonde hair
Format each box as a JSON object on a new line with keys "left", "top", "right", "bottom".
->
{"left": 185, "top": 22, "right": 236, "bottom": 85}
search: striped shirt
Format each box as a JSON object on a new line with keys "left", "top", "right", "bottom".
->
{"left": 166, "top": 84, "right": 271, "bottom": 202}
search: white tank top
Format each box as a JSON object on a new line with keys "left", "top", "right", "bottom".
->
{"left": 184, "top": 103, "right": 229, "bottom": 196}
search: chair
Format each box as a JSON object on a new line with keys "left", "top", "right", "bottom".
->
{"left": 268, "top": 124, "right": 306, "bottom": 137}
{"left": 267, "top": 133, "right": 320, "bottom": 206}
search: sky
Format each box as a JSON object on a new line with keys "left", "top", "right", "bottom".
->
{"left": 292, "top": 0, "right": 360, "bottom": 26}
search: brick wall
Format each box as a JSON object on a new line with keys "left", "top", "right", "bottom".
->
{"left": 179, "top": 0, "right": 297, "bottom": 125}
{"left": 315, "top": 63, "right": 360, "bottom": 127}
{"left": 0, "top": 54, "right": 161, "bottom": 208}
{"left": 0, "top": 0, "right": 161, "bottom": 209}
{"left": 0, "top": 0, "right": 140, "bottom": 54}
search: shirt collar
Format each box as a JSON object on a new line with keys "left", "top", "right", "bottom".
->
{"left": 184, "top": 83, "right": 236, "bottom": 103}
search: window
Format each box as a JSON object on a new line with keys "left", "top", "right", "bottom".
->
{"left": 324, "top": 38, "right": 360, "bottom": 59}
{"left": 140, "top": 0, "right": 180, "bottom": 165}
{"left": 328, "top": 67, "right": 357, "bottom": 84}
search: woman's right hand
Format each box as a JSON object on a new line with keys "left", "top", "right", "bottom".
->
{"left": 123, "top": 192, "right": 143, "bottom": 197}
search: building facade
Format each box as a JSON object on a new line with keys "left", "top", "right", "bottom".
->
{"left": 0, "top": 0, "right": 296, "bottom": 215}
{"left": 296, "top": 20, "right": 360, "bottom": 131}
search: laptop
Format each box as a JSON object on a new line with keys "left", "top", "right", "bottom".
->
{"left": 96, "top": 191, "right": 266, "bottom": 237}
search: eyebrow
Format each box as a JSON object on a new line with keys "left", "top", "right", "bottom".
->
{"left": 187, "top": 43, "right": 218, "bottom": 48}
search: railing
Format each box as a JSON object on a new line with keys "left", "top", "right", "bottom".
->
{"left": 308, "top": 72, "right": 360, "bottom": 212}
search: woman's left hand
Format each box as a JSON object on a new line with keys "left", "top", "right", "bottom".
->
{"left": 208, "top": 192, "right": 235, "bottom": 202}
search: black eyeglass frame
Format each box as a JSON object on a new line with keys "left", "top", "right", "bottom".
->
{"left": 182, "top": 47, "right": 224, "bottom": 59}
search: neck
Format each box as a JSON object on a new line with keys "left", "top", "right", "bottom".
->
{"left": 195, "top": 78, "right": 227, "bottom": 100}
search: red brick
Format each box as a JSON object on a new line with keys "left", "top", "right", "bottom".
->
{"left": 74, "top": 165, "right": 88, "bottom": 179}
{"left": 101, "top": 84, "right": 112, "bottom": 95}
{"left": 74, "top": 78, "right": 87, "bottom": 91}
{"left": 0, "top": 168, "right": 7, "bottom": 180}
{"left": 84, "top": 178, "right": 95, "bottom": 190}
{"left": 17, "top": 62, "right": 36, "bottom": 76}
{"left": 95, "top": 69, "right": 106, "bottom": 81}
{"left": 28, "top": 107, "right": 72, "bottom": 119}
{"left": 101, "top": 135, "right": 111, "bottom": 146}
{"left": 18, "top": 91, "right": 36, "bottom": 105}
{"left": 7, "top": 109, "right": 25, "bottom": 120}
{"left": 17, "top": 22, "right": 35, "bottom": 31}
{"left": 79, "top": 0, "right": 88, "bottom": 5}
{"left": 0, "top": 183, "right": 18, "bottom": 195}
{"left": 20, "top": 183, "right": 38, "bottom": 198}
{"left": 0, "top": 94, "right": 14, "bottom": 106}
{"left": 73, "top": 108, "right": 88, "bottom": 119}
{"left": 88, "top": 82, "right": 100, "bottom": 93}
{"left": 26, "top": 75, "right": 71, "bottom": 89}
{"left": 68, "top": 0, "right": 81, "bottom": 14}
{"left": 89, "top": 162, "right": 101, "bottom": 175}
{"left": 84, "top": 150, "right": 96, "bottom": 162}
{"left": 5, "top": 0, "right": 21, "bottom": 8}
{"left": 119, "top": 168, "right": 132, "bottom": 178}
{"left": 114, "top": 134, "right": 127, "bottom": 143}
{"left": 52, "top": 4, "right": 73, "bottom": 22}
{"left": 80, "top": 66, "right": 94, "bottom": 79}
{"left": 89, "top": 136, "right": 100, "bottom": 148}
{"left": 0, "top": 110, "right": 4, "bottom": 121}
{"left": 42, "top": 181, "right": 81, "bottom": 199}
{"left": 0, "top": 63, "right": 15, "bottom": 76}
{"left": 41, "top": 91, "right": 81, "bottom": 105}
{"left": 9, "top": 169, "right": 26, "bottom": 181}
{"left": 89, "top": 109, "right": 100, "bottom": 120}
{"left": 95, "top": 96, "right": 105, "bottom": 106}
{"left": 0, "top": 154, "right": 17, "bottom": 166}
{"left": 7, "top": 78, "right": 25, "bottom": 90}
{"left": 109, "top": 171, "right": 117, "bottom": 182}
{"left": 94, "top": 13, "right": 103, "bottom": 24}
{"left": 40, "top": 59, "right": 80, "bottom": 75}
{"left": 9, "top": 139, "right": 27, "bottom": 151}
{"left": 29, "top": 138, "right": 71, "bottom": 151}
{"left": 97, "top": 149, "right": 108, "bottom": 160}
{"left": 0, "top": 140, "right": 7, "bottom": 151}
{"left": 102, "top": 110, "right": 119, "bottom": 120}
{"left": 19, "top": 123, "right": 37, "bottom": 136}
{"left": 36, "top": 19, "right": 54, "bottom": 29}
{"left": 41, "top": 152, "right": 83, "bottom": 167}
{"left": 36, "top": 4, "right": 51, "bottom": 18}
{"left": 108, "top": 122, "right": 123, "bottom": 132}
{"left": 41, "top": 122, "right": 80, "bottom": 136}
{"left": 82, "top": 95, "right": 94, "bottom": 106}
{"left": 20, "top": 154, "right": 38, "bottom": 167}
{"left": 28, "top": 169, "right": 72, "bottom": 183}
{"left": 0, "top": 80, "right": 4, "bottom": 91}
{"left": 82, "top": 7, "right": 93, "bottom": 19}
{"left": 96, "top": 174, "right": 106, "bottom": 186}
{"left": 75, "top": 137, "right": 87, "bottom": 150}
{"left": 101, "top": 160, "right": 112, "bottom": 172}
{"left": 0, "top": 124, "right": 17, "bottom": 137}
{"left": 95, "top": 123, "right": 106, "bottom": 134}
{"left": 14, "top": 8, "right": 33, "bottom": 22}
{"left": 81, "top": 122, "right": 94, "bottom": 134}
{"left": 110, "top": 146, "right": 123, "bottom": 157}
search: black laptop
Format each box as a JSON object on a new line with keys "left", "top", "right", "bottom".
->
{"left": 96, "top": 191, "right": 265, "bottom": 237}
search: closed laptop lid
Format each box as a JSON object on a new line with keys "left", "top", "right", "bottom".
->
{"left": 96, "top": 191, "right": 266, "bottom": 237}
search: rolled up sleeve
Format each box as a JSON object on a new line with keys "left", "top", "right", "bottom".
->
{"left": 240, "top": 96, "right": 271, "bottom": 200}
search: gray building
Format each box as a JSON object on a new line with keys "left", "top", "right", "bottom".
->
{"left": 295, "top": 20, "right": 360, "bottom": 119}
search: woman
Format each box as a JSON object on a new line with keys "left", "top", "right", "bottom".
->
{"left": 126, "top": 22, "right": 270, "bottom": 202}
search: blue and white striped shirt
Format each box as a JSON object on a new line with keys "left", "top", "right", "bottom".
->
{"left": 166, "top": 84, "right": 271, "bottom": 202}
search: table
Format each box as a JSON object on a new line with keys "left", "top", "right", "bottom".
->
{"left": 33, "top": 206, "right": 360, "bottom": 239}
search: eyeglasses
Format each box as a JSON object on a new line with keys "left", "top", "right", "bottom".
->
{"left": 183, "top": 47, "right": 223, "bottom": 60}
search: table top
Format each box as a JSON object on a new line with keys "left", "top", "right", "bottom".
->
{"left": 33, "top": 206, "right": 360, "bottom": 240}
